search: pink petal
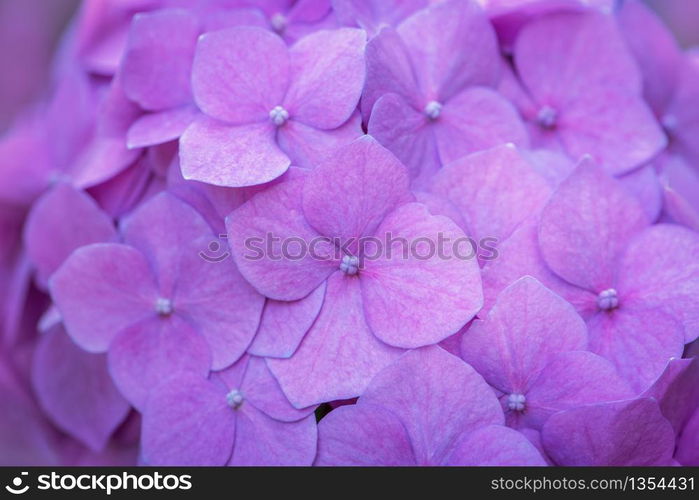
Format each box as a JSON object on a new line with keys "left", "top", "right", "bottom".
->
{"left": 315, "top": 403, "right": 416, "bottom": 465}
{"left": 367, "top": 93, "right": 441, "bottom": 188}
{"left": 180, "top": 117, "right": 290, "bottom": 187}
{"left": 558, "top": 89, "right": 665, "bottom": 175}
{"left": 268, "top": 272, "right": 403, "bottom": 408}
{"left": 676, "top": 409, "right": 699, "bottom": 465}
{"left": 333, "top": 0, "right": 428, "bottom": 37}
{"left": 617, "top": 0, "right": 682, "bottom": 115}
{"left": 586, "top": 306, "right": 684, "bottom": 393}
{"left": 32, "top": 325, "right": 130, "bottom": 452}
{"left": 302, "top": 135, "right": 414, "bottom": 244}
{"left": 192, "top": 27, "right": 289, "bottom": 125}
{"left": 361, "top": 202, "right": 483, "bottom": 348}
{"left": 173, "top": 248, "right": 265, "bottom": 370}
{"left": 142, "top": 375, "right": 234, "bottom": 466}
{"left": 231, "top": 405, "right": 317, "bottom": 465}
{"left": 541, "top": 398, "right": 675, "bottom": 466}
{"left": 461, "top": 276, "right": 587, "bottom": 394}
{"left": 126, "top": 104, "right": 199, "bottom": 148}
{"left": 617, "top": 224, "right": 699, "bottom": 343}
{"left": 617, "top": 164, "right": 662, "bottom": 222}
{"left": 284, "top": 28, "right": 366, "bottom": 129}
{"left": 362, "top": 27, "right": 422, "bottom": 119}
{"left": 249, "top": 282, "right": 326, "bottom": 358}
{"left": 276, "top": 111, "right": 363, "bottom": 167}
{"left": 235, "top": 356, "right": 315, "bottom": 421}
{"left": 441, "top": 425, "right": 546, "bottom": 466}
{"left": 396, "top": 0, "right": 500, "bottom": 101}
{"left": 430, "top": 144, "right": 551, "bottom": 247}
{"left": 523, "top": 351, "right": 634, "bottom": 430}
{"left": 49, "top": 243, "right": 158, "bottom": 352}
{"left": 24, "top": 184, "right": 117, "bottom": 288}
{"left": 538, "top": 158, "right": 649, "bottom": 292}
{"left": 515, "top": 12, "right": 641, "bottom": 106}
{"left": 433, "top": 87, "right": 529, "bottom": 165}
{"left": 227, "top": 176, "right": 336, "bottom": 301}
{"left": 641, "top": 357, "right": 699, "bottom": 435}
{"left": 108, "top": 316, "right": 211, "bottom": 410}
{"left": 481, "top": 220, "right": 596, "bottom": 317}
{"left": 361, "top": 346, "right": 503, "bottom": 464}
{"left": 121, "top": 8, "right": 199, "bottom": 111}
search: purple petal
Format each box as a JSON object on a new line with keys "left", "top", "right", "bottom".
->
{"left": 367, "top": 93, "right": 441, "bottom": 188}
{"left": 461, "top": 276, "right": 587, "bottom": 394}
{"left": 441, "top": 425, "right": 546, "bottom": 466}
{"left": 587, "top": 306, "right": 684, "bottom": 393}
{"left": 284, "top": 28, "right": 365, "bottom": 129}
{"left": 361, "top": 346, "right": 503, "bottom": 464}
{"left": 396, "top": 0, "right": 500, "bottom": 101}
{"left": 436, "top": 87, "right": 528, "bottom": 163}
{"left": 121, "top": 8, "right": 199, "bottom": 111}
{"left": 180, "top": 117, "right": 290, "bottom": 187}
{"left": 431, "top": 144, "right": 550, "bottom": 246}
{"left": 230, "top": 405, "right": 317, "bottom": 465}
{"left": 24, "top": 184, "right": 116, "bottom": 288}
{"left": 32, "top": 325, "right": 130, "bottom": 452}
{"left": 142, "top": 375, "right": 234, "bottom": 466}
{"left": 276, "top": 111, "right": 363, "bottom": 168}
{"left": 302, "top": 135, "right": 414, "bottom": 243}
{"left": 126, "top": 104, "right": 199, "bottom": 148}
{"left": 192, "top": 27, "right": 289, "bottom": 124}
{"left": 227, "top": 176, "right": 336, "bottom": 301}
{"left": 49, "top": 243, "right": 158, "bottom": 352}
{"left": 316, "top": 403, "right": 415, "bottom": 465}
{"left": 617, "top": 224, "right": 699, "bottom": 343}
{"left": 248, "top": 282, "right": 326, "bottom": 358}
{"left": 361, "top": 202, "right": 483, "bottom": 348}
{"left": 268, "top": 272, "right": 403, "bottom": 408}
{"left": 541, "top": 398, "right": 675, "bottom": 466}
{"left": 522, "top": 351, "right": 634, "bottom": 430}
{"left": 538, "top": 158, "right": 649, "bottom": 292}
{"left": 641, "top": 357, "right": 699, "bottom": 435}
{"left": 108, "top": 316, "right": 211, "bottom": 410}
{"left": 363, "top": 27, "right": 421, "bottom": 119}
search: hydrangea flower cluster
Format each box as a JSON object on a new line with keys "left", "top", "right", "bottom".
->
{"left": 1, "top": 0, "right": 698, "bottom": 466}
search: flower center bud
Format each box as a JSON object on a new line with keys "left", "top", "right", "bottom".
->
{"left": 269, "top": 105, "right": 289, "bottom": 126}
{"left": 270, "top": 13, "right": 287, "bottom": 33}
{"left": 597, "top": 288, "right": 619, "bottom": 311}
{"left": 536, "top": 105, "right": 557, "bottom": 129}
{"left": 424, "top": 100, "right": 442, "bottom": 120}
{"left": 155, "top": 297, "right": 173, "bottom": 316}
{"left": 661, "top": 114, "right": 678, "bottom": 134}
{"left": 226, "top": 389, "right": 244, "bottom": 410}
{"left": 339, "top": 254, "right": 360, "bottom": 275}
{"left": 507, "top": 393, "right": 526, "bottom": 412}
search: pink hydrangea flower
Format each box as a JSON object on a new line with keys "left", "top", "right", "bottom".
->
{"left": 316, "top": 346, "right": 546, "bottom": 465}
{"left": 50, "top": 192, "right": 264, "bottom": 408}
{"left": 227, "top": 136, "right": 482, "bottom": 406}
{"left": 180, "top": 26, "right": 366, "bottom": 186}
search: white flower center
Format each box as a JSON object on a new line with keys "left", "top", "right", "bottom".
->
{"left": 662, "top": 114, "right": 678, "bottom": 134}
{"left": 155, "top": 297, "right": 173, "bottom": 316}
{"left": 507, "top": 393, "right": 526, "bottom": 412}
{"left": 597, "top": 288, "right": 619, "bottom": 311}
{"left": 226, "top": 389, "right": 244, "bottom": 410}
{"left": 269, "top": 105, "right": 289, "bottom": 126}
{"left": 270, "top": 13, "right": 287, "bottom": 33}
{"left": 424, "top": 100, "right": 442, "bottom": 120}
{"left": 536, "top": 105, "right": 557, "bottom": 129}
{"left": 339, "top": 254, "right": 360, "bottom": 275}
